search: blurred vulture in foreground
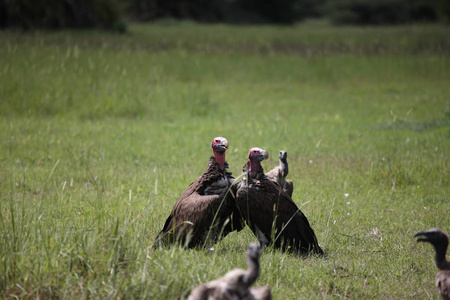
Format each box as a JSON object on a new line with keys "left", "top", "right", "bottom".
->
{"left": 235, "top": 148, "right": 323, "bottom": 255}
{"left": 415, "top": 228, "right": 450, "bottom": 300}
{"left": 153, "top": 137, "right": 242, "bottom": 249}
{"left": 265, "top": 150, "right": 294, "bottom": 197}
{"left": 188, "top": 243, "right": 271, "bottom": 300}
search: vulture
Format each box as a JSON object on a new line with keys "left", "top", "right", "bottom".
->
{"left": 235, "top": 147, "right": 323, "bottom": 255}
{"left": 265, "top": 150, "right": 294, "bottom": 197}
{"left": 187, "top": 243, "right": 271, "bottom": 300}
{"left": 415, "top": 228, "right": 450, "bottom": 300}
{"left": 153, "top": 137, "right": 243, "bottom": 249}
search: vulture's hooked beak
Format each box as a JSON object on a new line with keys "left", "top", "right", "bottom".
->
{"left": 215, "top": 143, "right": 228, "bottom": 153}
{"left": 261, "top": 150, "right": 269, "bottom": 160}
{"left": 252, "top": 150, "right": 269, "bottom": 162}
{"left": 219, "top": 143, "right": 228, "bottom": 151}
{"left": 212, "top": 137, "right": 229, "bottom": 153}
{"left": 414, "top": 228, "right": 445, "bottom": 243}
{"left": 414, "top": 231, "right": 428, "bottom": 242}
{"left": 248, "top": 147, "right": 269, "bottom": 162}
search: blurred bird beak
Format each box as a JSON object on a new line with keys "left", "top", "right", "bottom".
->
{"left": 212, "top": 137, "right": 229, "bottom": 152}
{"left": 221, "top": 138, "right": 229, "bottom": 150}
{"left": 261, "top": 150, "right": 269, "bottom": 160}
{"left": 414, "top": 231, "right": 428, "bottom": 242}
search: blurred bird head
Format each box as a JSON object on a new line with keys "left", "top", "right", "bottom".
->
{"left": 211, "top": 137, "right": 229, "bottom": 153}
{"left": 248, "top": 147, "right": 269, "bottom": 162}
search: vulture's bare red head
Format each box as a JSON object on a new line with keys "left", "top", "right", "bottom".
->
{"left": 211, "top": 137, "right": 229, "bottom": 170}
{"left": 211, "top": 137, "right": 229, "bottom": 153}
{"left": 248, "top": 147, "right": 269, "bottom": 162}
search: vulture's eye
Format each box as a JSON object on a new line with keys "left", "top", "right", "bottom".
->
{"left": 215, "top": 140, "right": 220, "bottom": 143}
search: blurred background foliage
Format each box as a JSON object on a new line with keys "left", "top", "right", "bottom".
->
{"left": 325, "top": 0, "right": 450, "bottom": 25}
{"left": 0, "top": 0, "right": 125, "bottom": 30}
{"left": 0, "top": 0, "right": 449, "bottom": 31}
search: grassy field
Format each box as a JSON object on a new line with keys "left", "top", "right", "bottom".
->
{"left": 1, "top": 20, "right": 449, "bottom": 299}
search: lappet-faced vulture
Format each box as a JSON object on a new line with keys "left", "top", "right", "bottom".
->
{"left": 235, "top": 147, "right": 323, "bottom": 255}
{"left": 415, "top": 228, "right": 450, "bottom": 300}
{"left": 187, "top": 243, "right": 271, "bottom": 300}
{"left": 265, "top": 150, "right": 294, "bottom": 197}
{"left": 153, "top": 137, "right": 243, "bottom": 249}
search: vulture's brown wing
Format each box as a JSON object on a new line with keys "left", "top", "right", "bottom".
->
{"left": 155, "top": 158, "right": 239, "bottom": 248}
{"left": 436, "top": 270, "right": 450, "bottom": 300}
{"left": 285, "top": 179, "right": 294, "bottom": 198}
{"left": 236, "top": 178, "right": 322, "bottom": 254}
{"left": 187, "top": 283, "right": 210, "bottom": 300}
{"left": 250, "top": 287, "right": 272, "bottom": 300}
{"left": 265, "top": 166, "right": 294, "bottom": 198}
{"left": 156, "top": 190, "right": 234, "bottom": 248}
{"left": 265, "top": 166, "right": 281, "bottom": 183}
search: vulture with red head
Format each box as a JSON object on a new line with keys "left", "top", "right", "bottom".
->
{"left": 235, "top": 147, "right": 323, "bottom": 255}
{"left": 265, "top": 150, "right": 294, "bottom": 197}
{"left": 188, "top": 243, "right": 271, "bottom": 300}
{"left": 415, "top": 228, "right": 450, "bottom": 300}
{"left": 153, "top": 137, "right": 243, "bottom": 249}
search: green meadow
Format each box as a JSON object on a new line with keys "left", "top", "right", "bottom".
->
{"left": 1, "top": 21, "right": 449, "bottom": 299}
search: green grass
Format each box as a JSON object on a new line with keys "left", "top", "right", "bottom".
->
{"left": 0, "top": 20, "right": 449, "bottom": 299}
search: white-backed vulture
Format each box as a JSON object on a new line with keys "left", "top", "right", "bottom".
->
{"left": 235, "top": 147, "right": 323, "bottom": 255}
{"left": 265, "top": 150, "right": 294, "bottom": 197}
{"left": 188, "top": 243, "right": 271, "bottom": 300}
{"left": 153, "top": 137, "right": 243, "bottom": 249}
{"left": 415, "top": 228, "right": 450, "bottom": 300}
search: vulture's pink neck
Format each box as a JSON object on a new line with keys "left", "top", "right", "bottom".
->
{"left": 213, "top": 151, "right": 226, "bottom": 170}
{"left": 249, "top": 160, "right": 262, "bottom": 173}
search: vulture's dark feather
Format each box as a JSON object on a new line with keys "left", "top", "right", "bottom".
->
{"left": 154, "top": 157, "right": 242, "bottom": 249}
{"left": 236, "top": 149, "right": 323, "bottom": 255}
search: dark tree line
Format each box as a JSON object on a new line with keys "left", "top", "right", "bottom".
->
{"left": 0, "top": 0, "right": 125, "bottom": 30}
{"left": 325, "top": 0, "right": 450, "bottom": 25}
{"left": 125, "top": 0, "right": 324, "bottom": 24}
{"left": 0, "top": 0, "right": 448, "bottom": 30}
